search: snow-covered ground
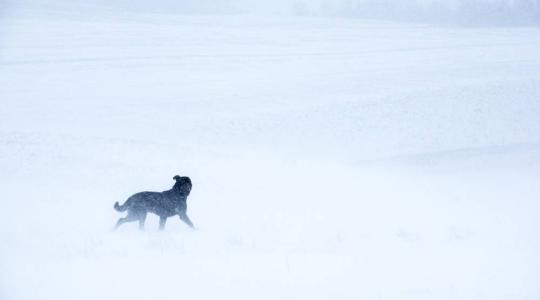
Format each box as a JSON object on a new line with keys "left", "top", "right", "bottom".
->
{"left": 1, "top": 9, "right": 540, "bottom": 300}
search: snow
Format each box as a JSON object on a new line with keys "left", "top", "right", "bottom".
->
{"left": 1, "top": 8, "right": 540, "bottom": 300}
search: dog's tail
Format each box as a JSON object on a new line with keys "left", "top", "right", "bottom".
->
{"left": 114, "top": 201, "right": 128, "bottom": 212}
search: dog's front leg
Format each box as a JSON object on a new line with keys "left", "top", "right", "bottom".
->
{"left": 159, "top": 216, "right": 167, "bottom": 230}
{"left": 179, "top": 212, "right": 194, "bottom": 229}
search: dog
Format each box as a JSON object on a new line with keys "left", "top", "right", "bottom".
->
{"left": 113, "top": 175, "right": 194, "bottom": 231}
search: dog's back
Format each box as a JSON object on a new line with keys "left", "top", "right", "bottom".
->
{"left": 114, "top": 191, "right": 162, "bottom": 212}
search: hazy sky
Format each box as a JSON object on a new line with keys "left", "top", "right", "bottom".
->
{"left": 3, "top": 0, "right": 539, "bottom": 25}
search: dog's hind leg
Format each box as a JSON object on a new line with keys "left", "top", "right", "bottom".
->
{"left": 114, "top": 214, "right": 138, "bottom": 230}
{"left": 138, "top": 212, "right": 147, "bottom": 231}
{"left": 159, "top": 216, "right": 167, "bottom": 231}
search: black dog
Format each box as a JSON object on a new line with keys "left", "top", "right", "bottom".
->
{"left": 113, "top": 175, "right": 194, "bottom": 231}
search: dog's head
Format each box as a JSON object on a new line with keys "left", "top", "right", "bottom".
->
{"left": 173, "top": 175, "right": 192, "bottom": 195}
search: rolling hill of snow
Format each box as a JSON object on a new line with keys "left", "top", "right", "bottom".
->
{"left": 1, "top": 8, "right": 540, "bottom": 300}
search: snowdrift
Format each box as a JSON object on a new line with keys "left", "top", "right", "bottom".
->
{"left": 1, "top": 10, "right": 540, "bottom": 300}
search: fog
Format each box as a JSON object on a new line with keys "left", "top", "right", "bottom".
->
{"left": 3, "top": 0, "right": 540, "bottom": 25}
{"left": 1, "top": 0, "right": 540, "bottom": 299}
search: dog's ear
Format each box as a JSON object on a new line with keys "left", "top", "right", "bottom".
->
{"left": 173, "top": 175, "right": 181, "bottom": 180}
